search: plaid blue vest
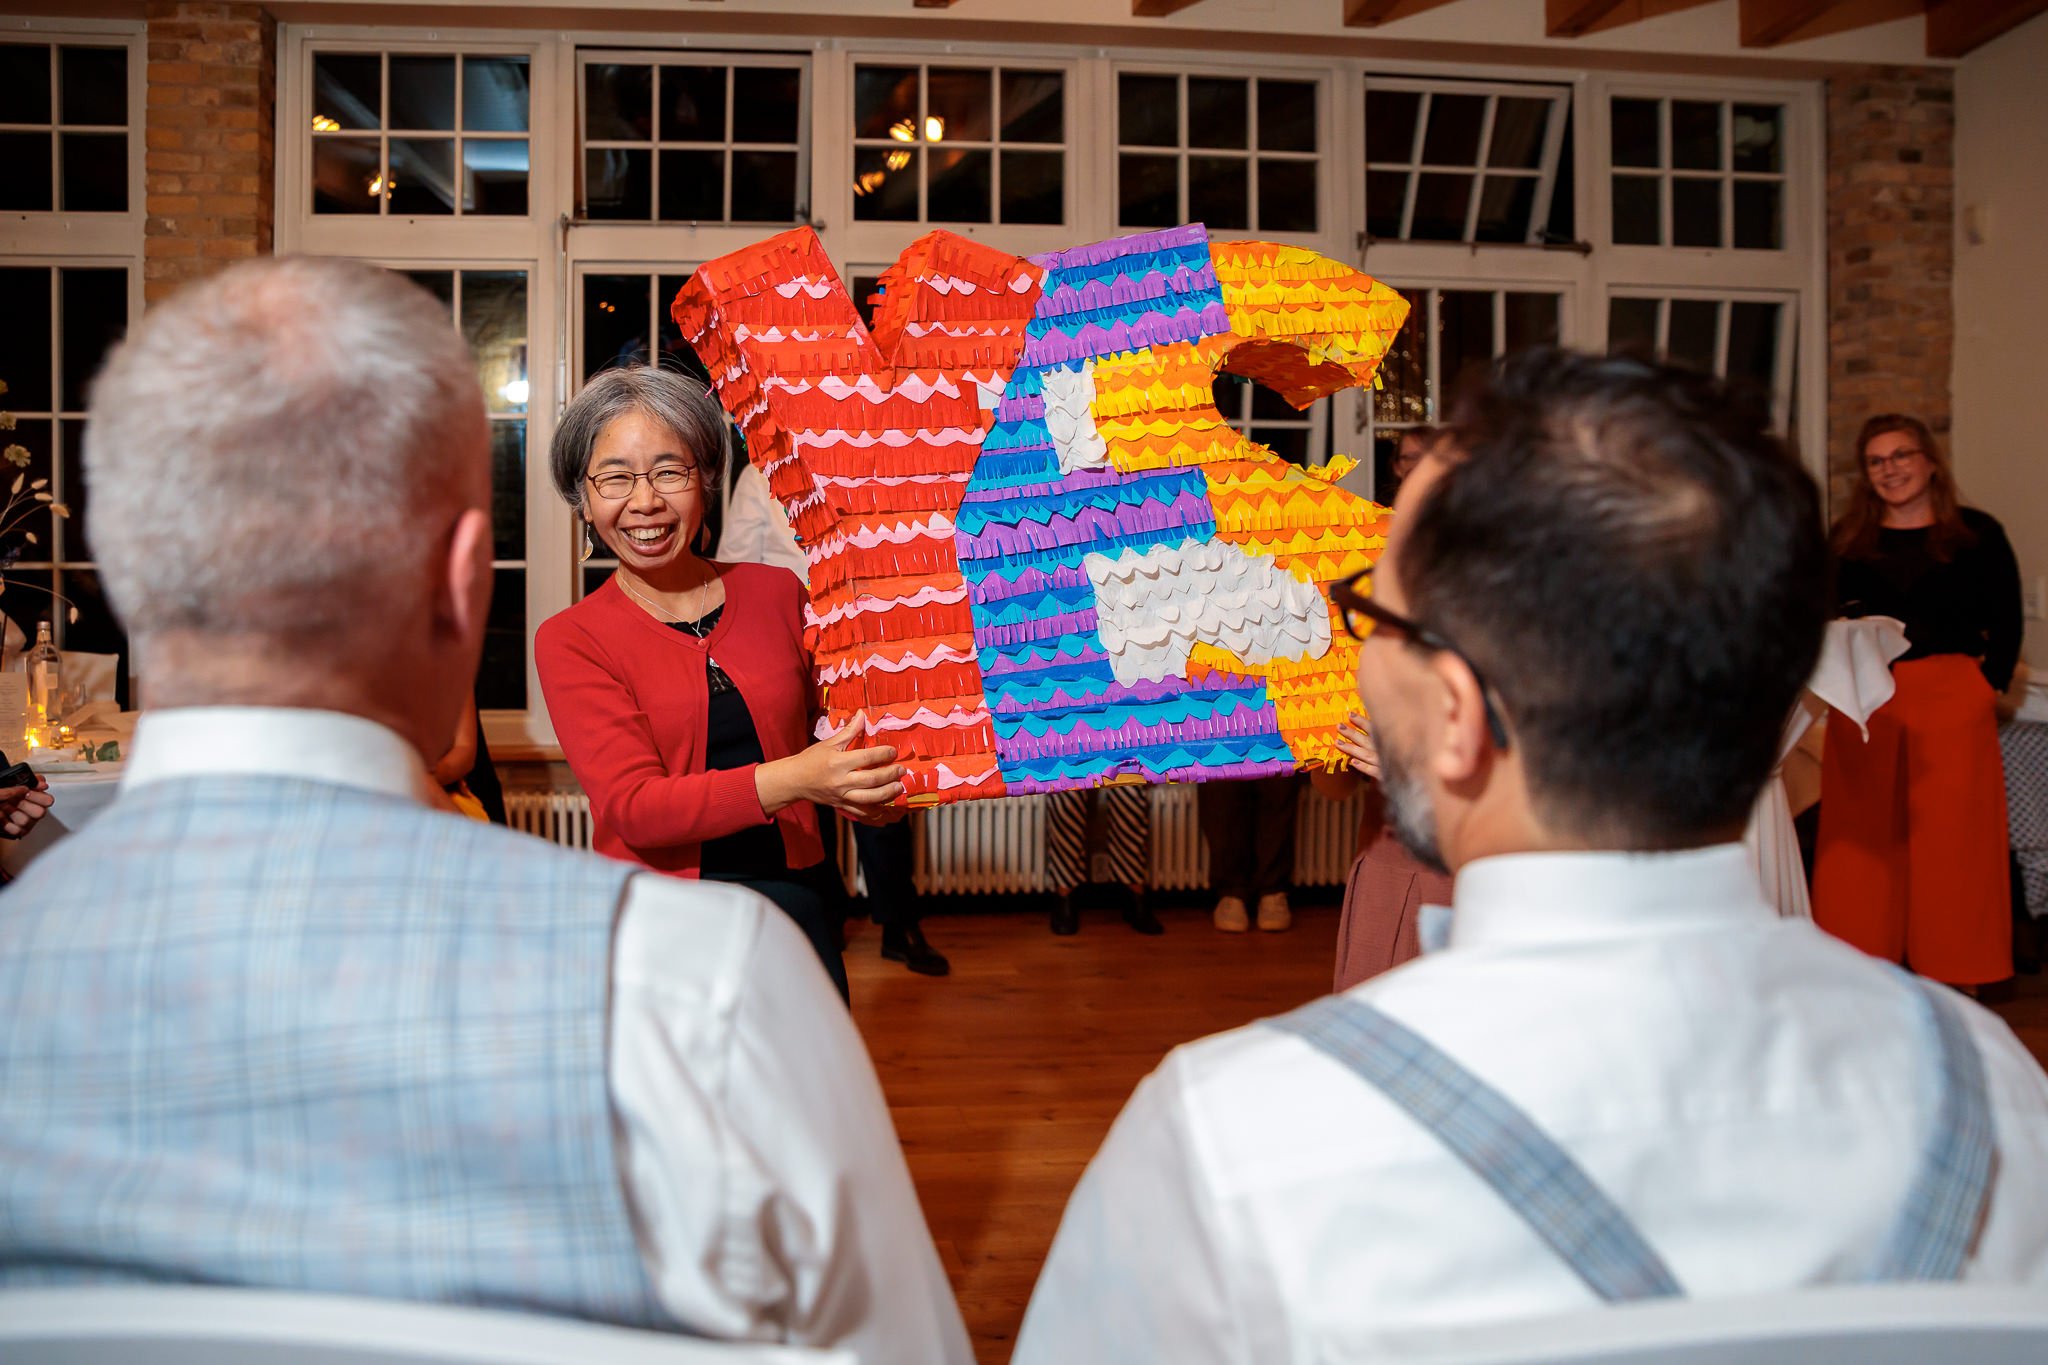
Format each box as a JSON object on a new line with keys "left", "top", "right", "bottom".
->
{"left": 0, "top": 775, "right": 667, "bottom": 1329}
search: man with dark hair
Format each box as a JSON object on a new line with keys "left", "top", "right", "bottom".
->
{"left": 1014, "top": 349, "right": 2048, "bottom": 1364}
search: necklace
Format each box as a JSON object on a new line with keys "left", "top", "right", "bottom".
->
{"left": 618, "top": 571, "right": 719, "bottom": 632}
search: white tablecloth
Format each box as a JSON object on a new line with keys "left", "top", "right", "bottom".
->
{"left": 0, "top": 768, "right": 123, "bottom": 878}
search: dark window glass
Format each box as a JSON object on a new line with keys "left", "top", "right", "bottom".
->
{"left": 853, "top": 145, "right": 918, "bottom": 221}
{"left": 0, "top": 570, "right": 54, "bottom": 663}
{"left": 1250, "top": 382, "right": 1297, "bottom": 422}
{"left": 582, "top": 563, "right": 615, "bottom": 600}
{"left": 58, "top": 268, "right": 125, "bottom": 414}
{"left": 1732, "top": 104, "right": 1783, "bottom": 174}
{"left": 1488, "top": 97, "right": 1549, "bottom": 170}
{"left": 59, "top": 131, "right": 124, "bottom": 212}
{"left": 1733, "top": 180, "right": 1782, "bottom": 250}
{"left": 1365, "top": 88, "right": 1420, "bottom": 164}
{"left": 659, "top": 148, "right": 724, "bottom": 220}
{"left": 585, "top": 63, "right": 651, "bottom": 142}
{"left": 461, "top": 271, "right": 527, "bottom": 414}
{"left": 1610, "top": 97, "right": 1659, "bottom": 168}
{"left": 386, "top": 137, "right": 456, "bottom": 215}
{"left": 1670, "top": 100, "right": 1721, "bottom": 171}
{"left": 850, "top": 274, "right": 883, "bottom": 331}
{"left": 463, "top": 56, "right": 529, "bottom": 133}
{"left": 490, "top": 420, "right": 525, "bottom": 562}
{"left": 463, "top": 138, "right": 527, "bottom": 215}
{"left": 313, "top": 53, "right": 382, "bottom": 131}
{"left": 1001, "top": 70, "right": 1063, "bottom": 143}
{"left": 928, "top": 146, "right": 991, "bottom": 222}
{"left": 1000, "top": 149, "right": 1063, "bottom": 224}
{"left": 388, "top": 55, "right": 455, "bottom": 131}
{"left": 1365, "top": 169, "right": 1408, "bottom": 238}
{"left": 1373, "top": 288, "right": 1428, "bottom": 425}
{"left": 1611, "top": 173, "right": 1660, "bottom": 245}
{"left": 1726, "top": 301, "right": 1781, "bottom": 393}
{"left": 585, "top": 147, "right": 650, "bottom": 218}
{"left": 1257, "top": 158, "right": 1316, "bottom": 233}
{"left": 1212, "top": 371, "right": 1249, "bottom": 422}
{"left": 735, "top": 67, "right": 803, "bottom": 144}
{"left": 1504, "top": 292, "right": 1561, "bottom": 353}
{"left": 661, "top": 65, "right": 726, "bottom": 142}
{"left": 1666, "top": 299, "right": 1719, "bottom": 373}
{"left": 1437, "top": 290, "right": 1495, "bottom": 399}
{"left": 479, "top": 567, "right": 526, "bottom": 710}
{"left": 8, "top": 418, "right": 51, "bottom": 546}
{"left": 1546, "top": 123, "right": 1576, "bottom": 243}
{"left": 0, "top": 44, "right": 50, "bottom": 125}
{"left": 403, "top": 269, "right": 455, "bottom": 312}
{"left": 1254, "top": 425, "right": 1308, "bottom": 465}
{"left": 656, "top": 273, "right": 700, "bottom": 377}
{"left": 1188, "top": 155, "right": 1248, "bottom": 231}
{"left": 57, "top": 569, "right": 131, "bottom": 707}
{"left": 1421, "top": 94, "right": 1485, "bottom": 166}
{"left": 927, "top": 68, "right": 992, "bottom": 144}
{"left": 0, "top": 268, "right": 53, "bottom": 410}
{"left": 1607, "top": 297, "right": 1659, "bottom": 355}
{"left": 582, "top": 275, "right": 652, "bottom": 383}
{"left": 1118, "top": 153, "right": 1177, "bottom": 227}
{"left": 312, "top": 136, "right": 381, "bottom": 214}
{"left": 731, "top": 149, "right": 799, "bottom": 222}
{"left": 1671, "top": 177, "right": 1721, "bottom": 247}
{"left": 854, "top": 65, "right": 918, "bottom": 140}
{"left": 58, "top": 46, "right": 125, "bottom": 126}
{"left": 1119, "top": 73, "right": 1179, "bottom": 148}
{"left": 1187, "top": 77, "right": 1247, "bottom": 150}
{"left": 1473, "top": 175, "right": 1536, "bottom": 243}
{"left": 0, "top": 133, "right": 53, "bottom": 211}
{"left": 1257, "top": 80, "right": 1316, "bottom": 153}
{"left": 60, "top": 420, "right": 92, "bottom": 563}
{"left": 1408, "top": 172, "right": 1471, "bottom": 241}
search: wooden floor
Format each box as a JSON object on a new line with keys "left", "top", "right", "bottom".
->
{"left": 846, "top": 901, "right": 2048, "bottom": 1365}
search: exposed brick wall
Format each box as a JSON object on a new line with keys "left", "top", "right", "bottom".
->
{"left": 1825, "top": 67, "right": 1954, "bottom": 510}
{"left": 144, "top": 2, "right": 275, "bottom": 306}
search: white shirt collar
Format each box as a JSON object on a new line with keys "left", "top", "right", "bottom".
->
{"left": 121, "top": 706, "right": 437, "bottom": 805}
{"left": 1442, "top": 844, "right": 1772, "bottom": 952}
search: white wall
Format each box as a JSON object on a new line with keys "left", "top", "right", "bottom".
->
{"left": 1952, "top": 11, "right": 2048, "bottom": 671}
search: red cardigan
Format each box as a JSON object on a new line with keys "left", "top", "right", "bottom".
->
{"left": 534, "top": 564, "right": 825, "bottom": 879}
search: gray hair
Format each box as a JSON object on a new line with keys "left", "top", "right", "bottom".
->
{"left": 85, "top": 256, "right": 486, "bottom": 639}
{"left": 549, "top": 366, "right": 730, "bottom": 516}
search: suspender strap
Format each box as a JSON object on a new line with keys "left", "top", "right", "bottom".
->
{"left": 1267, "top": 995, "right": 1684, "bottom": 1303}
{"left": 1862, "top": 972, "right": 1996, "bottom": 1282}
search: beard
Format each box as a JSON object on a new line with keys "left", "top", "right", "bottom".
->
{"left": 1377, "top": 725, "right": 1449, "bottom": 875}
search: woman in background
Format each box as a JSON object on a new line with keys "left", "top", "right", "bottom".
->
{"left": 535, "top": 367, "right": 903, "bottom": 999}
{"left": 1813, "top": 414, "right": 2022, "bottom": 988}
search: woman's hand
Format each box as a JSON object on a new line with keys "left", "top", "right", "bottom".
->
{"left": 1332, "top": 711, "right": 1381, "bottom": 781}
{"left": 756, "top": 713, "right": 904, "bottom": 817}
{"left": 0, "top": 778, "right": 54, "bottom": 839}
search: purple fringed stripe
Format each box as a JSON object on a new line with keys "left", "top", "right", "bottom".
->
{"left": 1029, "top": 223, "right": 1210, "bottom": 271}
{"left": 995, "top": 393, "right": 1047, "bottom": 423}
{"left": 966, "top": 562, "right": 1094, "bottom": 602}
{"left": 987, "top": 676, "right": 1226, "bottom": 712}
{"left": 980, "top": 642, "right": 1107, "bottom": 675}
{"left": 1038, "top": 264, "right": 1222, "bottom": 317}
{"left": 974, "top": 608, "right": 1099, "bottom": 647}
{"left": 1021, "top": 301, "right": 1234, "bottom": 368}
{"left": 997, "top": 710, "right": 1284, "bottom": 762}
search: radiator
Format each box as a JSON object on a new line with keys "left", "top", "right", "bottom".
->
{"left": 509, "top": 785, "right": 1369, "bottom": 894}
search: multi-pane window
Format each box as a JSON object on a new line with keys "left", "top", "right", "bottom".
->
{"left": 310, "top": 50, "right": 531, "bottom": 216}
{"left": 1211, "top": 375, "right": 1322, "bottom": 467}
{"left": 1609, "top": 97, "right": 1785, "bottom": 249}
{"left": 1364, "top": 79, "right": 1570, "bottom": 244}
{"left": 1608, "top": 292, "right": 1794, "bottom": 423}
{"left": 0, "top": 42, "right": 128, "bottom": 213}
{"left": 1116, "top": 71, "right": 1318, "bottom": 234}
{"left": 1371, "top": 285, "right": 1562, "bottom": 491}
{"left": 851, "top": 64, "right": 1064, "bottom": 225}
{"left": 0, "top": 264, "right": 131, "bottom": 702}
{"left": 402, "top": 269, "right": 531, "bottom": 709}
{"left": 581, "top": 56, "right": 808, "bottom": 223}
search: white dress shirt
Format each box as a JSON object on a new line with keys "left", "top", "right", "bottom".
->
{"left": 1014, "top": 844, "right": 2048, "bottom": 1365}
{"left": 123, "top": 707, "right": 971, "bottom": 1364}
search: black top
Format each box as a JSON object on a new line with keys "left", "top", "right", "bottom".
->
{"left": 1834, "top": 506, "right": 2024, "bottom": 692}
{"left": 669, "top": 606, "right": 790, "bottom": 878}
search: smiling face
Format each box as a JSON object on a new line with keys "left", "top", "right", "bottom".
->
{"left": 583, "top": 408, "right": 709, "bottom": 573}
{"left": 1861, "top": 427, "right": 1934, "bottom": 517}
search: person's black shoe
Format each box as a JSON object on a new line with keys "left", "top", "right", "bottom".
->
{"left": 881, "top": 923, "right": 950, "bottom": 977}
{"left": 1122, "top": 891, "right": 1163, "bottom": 936}
{"left": 1050, "top": 894, "right": 1080, "bottom": 936}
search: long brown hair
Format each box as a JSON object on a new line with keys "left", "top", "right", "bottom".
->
{"left": 1829, "top": 413, "right": 1975, "bottom": 562}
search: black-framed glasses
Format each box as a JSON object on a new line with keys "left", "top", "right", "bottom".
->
{"left": 586, "top": 465, "right": 698, "bottom": 501}
{"left": 1329, "top": 566, "right": 1512, "bottom": 751}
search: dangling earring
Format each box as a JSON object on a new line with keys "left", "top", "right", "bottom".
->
{"left": 580, "top": 520, "right": 595, "bottom": 562}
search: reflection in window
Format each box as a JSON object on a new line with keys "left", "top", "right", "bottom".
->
{"left": 0, "top": 41, "right": 129, "bottom": 213}
{"left": 1606, "top": 293, "right": 1794, "bottom": 427}
{"left": 851, "top": 63, "right": 1064, "bottom": 225}
{"left": 1117, "top": 71, "right": 1317, "bottom": 234}
{"left": 311, "top": 50, "right": 530, "bottom": 216}
{"left": 581, "top": 57, "right": 808, "bottom": 223}
{"left": 1364, "top": 79, "right": 1571, "bottom": 244}
{"left": 1608, "top": 97, "right": 1784, "bottom": 250}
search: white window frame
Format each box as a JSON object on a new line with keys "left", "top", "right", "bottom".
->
{"left": 1360, "top": 74, "right": 1571, "bottom": 246}
{"left": 1605, "top": 285, "right": 1800, "bottom": 430}
{"left": 1603, "top": 92, "right": 1791, "bottom": 252}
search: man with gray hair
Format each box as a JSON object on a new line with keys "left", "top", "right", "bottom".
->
{"left": 0, "top": 256, "right": 971, "bottom": 1363}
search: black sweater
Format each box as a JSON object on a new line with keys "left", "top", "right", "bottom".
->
{"left": 1833, "top": 506, "right": 2024, "bottom": 692}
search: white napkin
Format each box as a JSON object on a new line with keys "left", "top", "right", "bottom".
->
{"left": 1809, "top": 616, "right": 1911, "bottom": 740}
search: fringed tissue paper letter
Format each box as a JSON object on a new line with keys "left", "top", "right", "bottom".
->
{"left": 674, "top": 224, "right": 1408, "bottom": 804}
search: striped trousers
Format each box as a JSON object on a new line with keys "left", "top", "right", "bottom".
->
{"left": 1045, "top": 787, "right": 1150, "bottom": 893}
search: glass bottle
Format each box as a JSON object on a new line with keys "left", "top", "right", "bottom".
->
{"left": 26, "top": 618, "right": 61, "bottom": 739}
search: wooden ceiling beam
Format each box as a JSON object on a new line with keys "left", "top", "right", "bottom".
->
{"left": 1132, "top": 0, "right": 1208, "bottom": 16}
{"left": 1344, "top": 0, "right": 1467, "bottom": 25}
{"left": 1927, "top": 0, "right": 2048, "bottom": 54}
{"left": 1547, "top": 0, "right": 1635, "bottom": 36}
{"left": 1740, "top": 0, "right": 1850, "bottom": 44}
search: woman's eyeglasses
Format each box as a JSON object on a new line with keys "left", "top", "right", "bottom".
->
{"left": 1863, "top": 450, "right": 1925, "bottom": 473}
{"left": 586, "top": 465, "right": 698, "bottom": 501}
{"left": 1328, "top": 566, "right": 1511, "bottom": 751}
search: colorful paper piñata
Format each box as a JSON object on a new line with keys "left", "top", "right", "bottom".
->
{"left": 674, "top": 224, "right": 1408, "bottom": 804}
